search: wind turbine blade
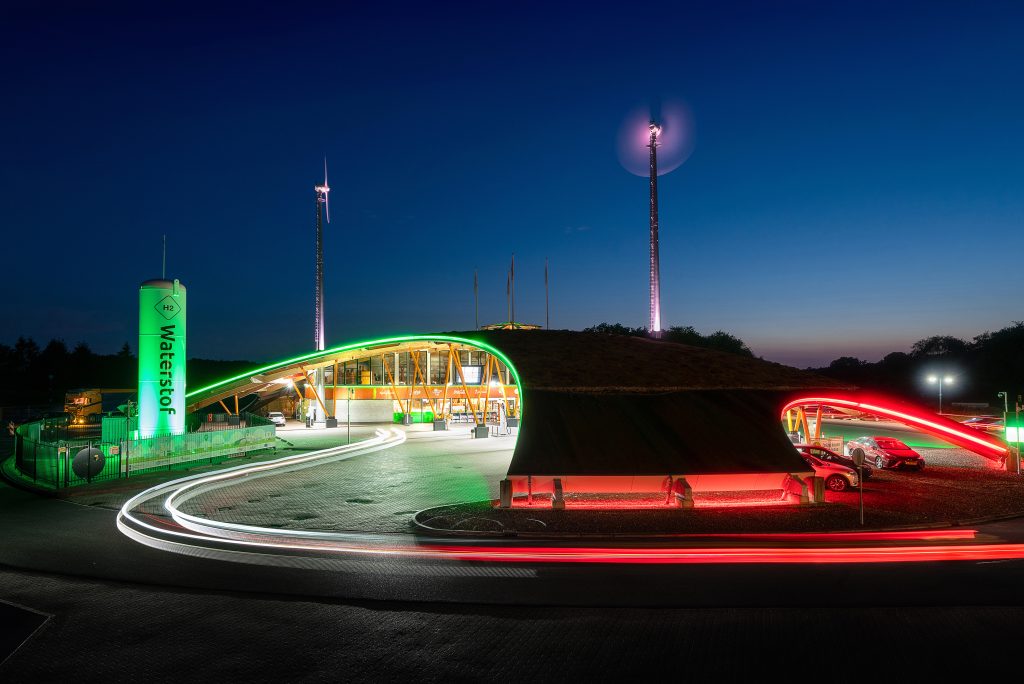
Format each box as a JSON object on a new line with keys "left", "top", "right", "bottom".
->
{"left": 324, "top": 156, "right": 330, "bottom": 223}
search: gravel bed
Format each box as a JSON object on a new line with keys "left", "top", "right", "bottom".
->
{"left": 416, "top": 448, "right": 1024, "bottom": 536}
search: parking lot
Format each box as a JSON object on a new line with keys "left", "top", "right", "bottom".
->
{"left": 173, "top": 423, "right": 516, "bottom": 532}
{"left": 823, "top": 446, "right": 1024, "bottom": 525}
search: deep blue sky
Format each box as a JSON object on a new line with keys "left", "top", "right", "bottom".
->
{"left": 3, "top": 1, "right": 1023, "bottom": 367}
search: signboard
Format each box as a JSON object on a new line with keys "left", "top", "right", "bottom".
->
{"left": 1007, "top": 426, "right": 1022, "bottom": 443}
{"left": 138, "top": 279, "right": 187, "bottom": 438}
{"left": 459, "top": 365, "right": 483, "bottom": 384}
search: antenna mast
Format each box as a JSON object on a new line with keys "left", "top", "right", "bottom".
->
{"left": 162, "top": 234, "right": 166, "bottom": 279}
{"left": 648, "top": 121, "right": 662, "bottom": 337}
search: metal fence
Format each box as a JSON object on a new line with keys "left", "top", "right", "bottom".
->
{"left": 11, "top": 412, "right": 277, "bottom": 489}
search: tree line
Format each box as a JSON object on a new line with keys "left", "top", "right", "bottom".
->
{"left": 583, "top": 321, "right": 1024, "bottom": 409}
{"left": 5, "top": 321, "right": 1021, "bottom": 412}
{"left": 582, "top": 323, "right": 755, "bottom": 357}
{"left": 0, "top": 338, "right": 254, "bottom": 408}
{"left": 811, "top": 322, "right": 1024, "bottom": 409}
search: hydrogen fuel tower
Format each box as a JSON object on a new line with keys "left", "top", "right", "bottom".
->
{"left": 138, "top": 279, "right": 186, "bottom": 438}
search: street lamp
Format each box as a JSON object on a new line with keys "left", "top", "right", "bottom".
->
{"left": 926, "top": 375, "right": 954, "bottom": 414}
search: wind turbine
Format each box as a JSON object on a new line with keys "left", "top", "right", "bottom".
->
{"left": 617, "top": 100, "right": 695, "bottom": 337}
{"left": 309, "top": 158, "right": 331, "bottom": 427}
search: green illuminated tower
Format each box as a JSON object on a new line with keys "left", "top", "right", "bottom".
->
{"left": 138, "top": 279, "right": 187, "bottom": 438}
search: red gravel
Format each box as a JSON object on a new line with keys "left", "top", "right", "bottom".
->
{"left": 416, "top": 449, "right": 1024, "bottom": 536}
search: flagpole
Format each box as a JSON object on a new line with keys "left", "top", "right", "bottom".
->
{"left": 510, "top": 253, "right": 515, "bottom": 327}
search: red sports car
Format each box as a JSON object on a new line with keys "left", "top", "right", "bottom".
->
{"left": 845, "top": 436, "right": 924, "bottom": 471}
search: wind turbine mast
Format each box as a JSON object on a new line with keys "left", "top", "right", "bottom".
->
{"left": 314, "top": 158, "right": 330, "bottom": 352}
{"left": 648, "top": 121, "right": 662, "bottom": 337}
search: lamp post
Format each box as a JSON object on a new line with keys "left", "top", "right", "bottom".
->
{"left": 927, "top": 375, "right": 954, "bottom": 414}
{"left": 347, "top": 387, "right": 353, "bottom": 445}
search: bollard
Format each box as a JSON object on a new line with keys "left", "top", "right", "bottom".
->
{"left": 812, "top": 476, "right": 825, "bottom": 504}
{"left": 499, "top": 479, "right": 512, "bottom": 508}
{"left": 552, "top": 478, "right": 565, "bottom": 509}
{"left": 784, "top": 474, "right": 811, "bottom": 504}
{"left": 673, "top": 477, "right": 694, "bottom": 508}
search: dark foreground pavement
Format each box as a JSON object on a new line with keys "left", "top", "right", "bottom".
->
{"left": 5, "top": 464, "right": 1024, "bottom": 680}
{"left": 1, "top": 566, "right": 1022, "bottom": 682}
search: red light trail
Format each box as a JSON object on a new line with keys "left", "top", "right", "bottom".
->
{"left": 782, "top": 394, "right": 1008, "bottom": 461}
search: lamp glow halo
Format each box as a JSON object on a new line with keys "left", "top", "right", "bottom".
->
{"left": 617, "top": 99, "right": 695, "bottom": 177}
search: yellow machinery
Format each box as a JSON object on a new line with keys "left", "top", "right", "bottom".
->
{"left": 64, "top": 388, "right": 134, "bottom": 425}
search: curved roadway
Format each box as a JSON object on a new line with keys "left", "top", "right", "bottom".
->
{"left": 2, "top": 426, "right": 1024, "bottom": 610}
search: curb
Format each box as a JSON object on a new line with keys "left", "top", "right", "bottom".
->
{"left": 411, "top": 500, "right": 1024, "bottom": 541}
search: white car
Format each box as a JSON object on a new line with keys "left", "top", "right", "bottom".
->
{"left": 801, "top": 453, "right": 859, "bottom": 492}
{"left": 267, "top": 411, "right": 287, "bottom": 427}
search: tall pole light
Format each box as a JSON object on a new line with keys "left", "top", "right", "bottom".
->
{"left": 927, "top": 375, "right": 954, "bottom": 414}
{"left": 648, "top": 121, "right": 662, "bottom": 337}
{"left": 997, "top": 391, "right": 1015, "bottom": 472}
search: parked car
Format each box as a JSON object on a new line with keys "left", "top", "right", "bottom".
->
{"left": 267, "top": 411, "right": 287, "bottom": 427}
{"left": 795, "top": 444, "right": 873, "bottom": 479}
{"left": 961, "top": 416, "right": 1004, "bottom": 433}
{"left": 845, "top": 436, "right": 924, "bottom": 471}
{"left": 800, "top": 453, "right": 859, "bottom": 492}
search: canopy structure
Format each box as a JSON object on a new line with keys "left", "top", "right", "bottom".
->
{"left": 185, "top": 334, "right": 522, "bottom": 421}
{"left": 782, "top": 393, "right": 1009, "bottom": 462}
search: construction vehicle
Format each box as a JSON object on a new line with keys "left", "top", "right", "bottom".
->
{"left": 64, "top": 388, "right": 134, "bottom": 426}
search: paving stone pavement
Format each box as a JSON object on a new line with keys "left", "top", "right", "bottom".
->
{"left": 176, "top": 424, "right": 517, "bottom": 532}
